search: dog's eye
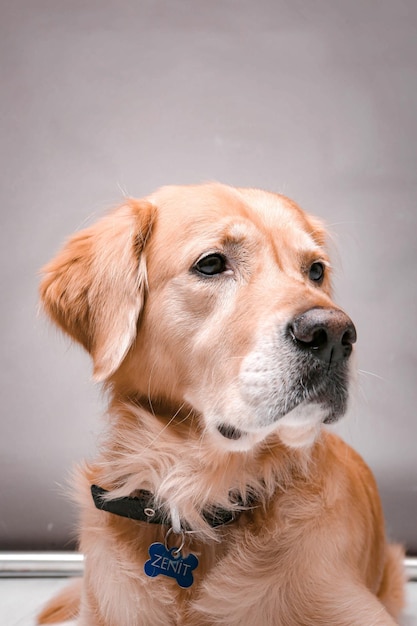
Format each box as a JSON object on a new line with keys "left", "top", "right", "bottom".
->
{"left": 194, "top": 253, "right": 227, "bottom": 276}
{"left": 309, "top": 262, "right": 325, "bottom": 283}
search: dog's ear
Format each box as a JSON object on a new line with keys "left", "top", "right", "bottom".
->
{"left": 40, "top": 199, "right": 155, "bottom": 381}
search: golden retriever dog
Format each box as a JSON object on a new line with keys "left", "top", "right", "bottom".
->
{"left": 38, "top": 183, "right": 405, "bottom": 625}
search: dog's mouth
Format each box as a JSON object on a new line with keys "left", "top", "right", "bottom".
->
{"left": 217, "top": 423, "right": 244, "bottom": 440}
{"left": 204, "top": 338, "right": 353, "bottom": 451}
{"left": 215, "top": 367, "right": 350, "bottom": 448}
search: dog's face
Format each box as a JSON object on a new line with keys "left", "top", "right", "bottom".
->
{"left": 41, "top": 183, "right": 356, "bottom": 452}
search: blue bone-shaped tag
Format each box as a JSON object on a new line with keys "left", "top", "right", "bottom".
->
{"left": 144, "top": 542, "right": 199, "bottom": 588}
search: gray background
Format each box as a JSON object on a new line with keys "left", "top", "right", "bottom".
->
{"left": 1, "top": 0, "right": 416, "bottom": 552}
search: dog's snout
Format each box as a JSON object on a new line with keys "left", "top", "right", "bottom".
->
{"left": 289, "top": 307, "right": 357, "bottom": 365}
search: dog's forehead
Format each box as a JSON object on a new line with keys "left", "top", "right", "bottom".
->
{"left": 149, "top": 183, "right": 320, "bottom": 247}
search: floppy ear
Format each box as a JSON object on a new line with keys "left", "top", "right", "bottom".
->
{"left": 40, "top": 199, "right": 155, "bottom": 381}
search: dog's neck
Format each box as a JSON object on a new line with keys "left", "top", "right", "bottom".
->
{"left": 90, "top": 397, "right": 314, "bottom": 540}
{"left": 125, "top": 394, "right": 200, "bottom": 427}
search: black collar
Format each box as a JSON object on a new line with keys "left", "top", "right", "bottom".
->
{"left": 91, "top": 484, "right": 243, "bottom": 528}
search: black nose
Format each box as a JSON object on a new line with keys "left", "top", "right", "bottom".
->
{"left": 289, "top": 307, "right": 357, "bottom": 365}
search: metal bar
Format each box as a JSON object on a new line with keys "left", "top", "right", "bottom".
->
{"left": 0, "top": 552, "right": 84, "bottom": 577}
{"left": 405, "top": 557, "right": 417, "bottom": 582}
{"left": 0, "top": 552, "right": 416, "bottom": 580}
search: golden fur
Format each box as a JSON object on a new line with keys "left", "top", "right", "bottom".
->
{"left": 38, "top": 183, "right": 405, "bottom": 625}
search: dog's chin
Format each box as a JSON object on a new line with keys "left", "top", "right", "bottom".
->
{"left": 212, "top": 426, "right": 276, "bottom": 452}
{"left": 275, "top": 403, "right": 325, "bottom": 449}
{"left": 212, "top": 401, "right": 334, "bottom": 452}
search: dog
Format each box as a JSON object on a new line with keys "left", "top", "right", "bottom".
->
{"left": 38, "top": 183, "right": 405, "bottom": 625}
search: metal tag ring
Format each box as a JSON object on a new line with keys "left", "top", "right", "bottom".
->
{"left": 164, "top": 527, "right": 185, "bottom": 556}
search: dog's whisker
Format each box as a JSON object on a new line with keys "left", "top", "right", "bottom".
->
{"left": 357, "top": 368, "right": 386, "bottom": 382}
{"left": 116, "top": 181, "right": 130, "bottom": 198}
{"left": 323, "top": 220, "right": 364, "bottom": 228}
{"left": 146, "top": 363, "right": 158, "bottom": 418}
{"left": 143, "top": 407, "right": 186, "bottom": 451}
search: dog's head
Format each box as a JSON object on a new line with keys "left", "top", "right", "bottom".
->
{"left": 40, "top": 183, "right": 356, "bottom": 451}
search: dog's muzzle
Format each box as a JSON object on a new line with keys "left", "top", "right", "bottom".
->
{"left": 215, "top": 306, "right": 357, "bottom": 443}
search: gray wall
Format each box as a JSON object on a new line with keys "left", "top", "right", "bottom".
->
{"left": 1, "top": 0, "right": 416, "bottom": 552}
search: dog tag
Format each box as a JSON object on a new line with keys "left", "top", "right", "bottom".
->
{"left": 144, "top": 542, "right": 199, "bottom": 588}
